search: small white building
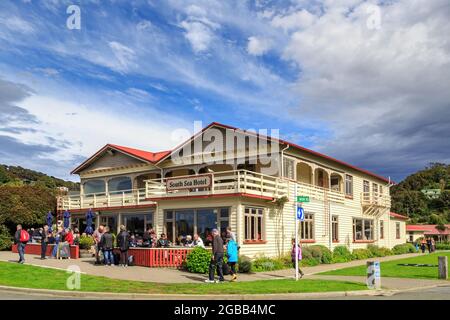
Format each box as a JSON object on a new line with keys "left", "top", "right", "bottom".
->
{"left": 58, "top": 122, "right": 406, "bottom": 257}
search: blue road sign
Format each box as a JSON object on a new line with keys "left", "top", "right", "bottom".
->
{"left": 297, "top": 206, "right": 305, "bottom": 220}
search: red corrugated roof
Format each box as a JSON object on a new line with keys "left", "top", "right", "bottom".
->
{"left": 71, "top": 122, "right": 393, "bottom": 182}
{"left": 406, "top": 224, "right": 450, "bottom": 235}
{"left": 390, "top": 212, "right": 408, "bottom": 220}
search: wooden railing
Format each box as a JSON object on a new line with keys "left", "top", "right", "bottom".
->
{"left": 145, "top": 170, "right": 289, "bottom": 199}
{"left": 361, "top": 192, "right": 391, "bottom": 207}
{"left": 295, "top": 181, "right": 345, "bottom": 204}
{"left": 123, "top": 247, "right": 193, "bottom": 268}
{"left": 57, "top": 188, "right": 152, "bottom": 210}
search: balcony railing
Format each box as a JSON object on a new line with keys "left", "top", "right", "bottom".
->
{"left": 57, "top": 188, "right": 151, "bottom": 211}
{"left": 295, "top": 181, "right": 345, "bottom": 204}
{"left": 145, "top": 170, "right": 289, "bottom": 200}
{"left": 361, "top": 192, "right": 391, "bottom": 208}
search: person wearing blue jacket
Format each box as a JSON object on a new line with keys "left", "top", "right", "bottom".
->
{"left": 226, "top": 237, "right": 238, "bottom": 282}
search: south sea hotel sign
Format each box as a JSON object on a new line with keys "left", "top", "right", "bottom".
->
{"left": 166, "top": 174, "right": 213, "bottom": 191}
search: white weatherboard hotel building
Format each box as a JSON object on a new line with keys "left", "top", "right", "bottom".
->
{"left": 58, "top": 122, "right": 407, "bottom": 257}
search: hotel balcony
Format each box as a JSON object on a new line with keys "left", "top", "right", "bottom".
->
{"left": 57, "top": 170, "right": 289, "bottom": 211}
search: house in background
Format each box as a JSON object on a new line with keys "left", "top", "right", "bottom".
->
{"left": 58, "top": 122, "right": 406, "bottom": 257}
{"left": 406, "top": 224, "right": 450, "bottom": 243}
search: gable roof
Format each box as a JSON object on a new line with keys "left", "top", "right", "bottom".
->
{"left": 70, "top": 144, "right": 170, "bottom": 174}
{"left": 71, "top": 122, "right": 392, "bottom": 183}
{"left": 156, "top": 122, "right": 392, "bottom": 183}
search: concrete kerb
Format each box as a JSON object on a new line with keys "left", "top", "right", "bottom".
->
{"left": 0, "top": 284, "right": 430, "bottom": 300}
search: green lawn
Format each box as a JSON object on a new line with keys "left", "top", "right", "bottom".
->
{"left": 320, "top": 252, "right": 450, "bottom": 280}
{"left": 0, "top": 261, "right": 366, "bottom": 295}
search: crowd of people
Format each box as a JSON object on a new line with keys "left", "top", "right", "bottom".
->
{"left": 418, "top": 237, "right": 437, "bottom": 253}
{"left": 13, "top": 223, "right": 81, "bottom": 263}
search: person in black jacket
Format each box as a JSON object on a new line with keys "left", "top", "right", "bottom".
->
{"left": 205, "top": 228, "right": 224, "bottom": 283}
{"left": 40, "top": 225, "right": 49, "bottom": 259}
{"left": 117, "top": 225, "right": 130, "bottom": 267}
{"left": 100, "top": 226, "right": 114, "bottom": 266}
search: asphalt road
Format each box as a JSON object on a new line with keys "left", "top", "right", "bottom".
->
{"left": 0, "top": 286, "right": 449, "bottom": 300}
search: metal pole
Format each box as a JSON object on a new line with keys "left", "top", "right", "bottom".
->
{"left": 295, "top": 183, "right": 299, "bottom": 281}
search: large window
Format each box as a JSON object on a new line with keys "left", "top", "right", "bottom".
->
{"left": 332, "top": 215, "right": 339, "bottom": 242}
{"left": 396, "top": 222, "right": 401, "bottom": 239}
{"left": 353, "top": 218, "right": 373, "bottom": 241}
{"left": 363, "top": 180, "right": 370, "bottom": 193}
{"left": 345, "top": 175, "right": 353, "bottom": 197}
{"left": 299, "top": 213, "right": 314, "bottom": 240}
{"left": 83, "top": 179, "right": 105, "bottom": 195}
{"left": 380, "top": 220, "right": 384, "bottom": 239}
{"left": 283, "top": 158, "right": 295, "bottom": 180}
{"left": 372, "top": 183, "right": 378, "bottom": 196}
{"left": 244, "top": 207, "right": 264, "bottom": 241}
{"left": 108, "top": 176, "right": 132, "bottom": 193}
{"left": 164, "top": 208, "right": 230, "bottom": 245}
{"left": 123, "top": 215, "right": 144, "bottom": 236}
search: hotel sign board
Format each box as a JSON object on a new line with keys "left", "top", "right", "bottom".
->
{"left": 166, "top": 174, "right": 213, "bottom": 191}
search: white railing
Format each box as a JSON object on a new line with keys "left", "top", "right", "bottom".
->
{"left": 295, "top": 181, "right": 345, "bottom": 204}
{"left": 361, "top": 192, "right": 391, "bottom": 208}
{"left": 145, "top": 170, "right": 288, "bottom": 199}
{"left": 57, "top": 188, "right": 151, "bottom": 210}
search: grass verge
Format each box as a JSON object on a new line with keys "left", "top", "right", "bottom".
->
{"left": 0, "top": 261, "right": 366, "bottom": 295}
{"left": 320, "top": 252, "right": 450, "bottom": 280}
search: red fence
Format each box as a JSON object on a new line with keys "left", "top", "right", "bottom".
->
{"left": 115, "top": 248, "right": 193, "bottom": 268}
{"left": 12, "top": 243, "right": 79, "bottom": 259}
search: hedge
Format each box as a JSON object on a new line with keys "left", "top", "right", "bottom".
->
{"left": 392, "top": 243, "right": 416, "bottom": 255}
{"left": 332, "top": 245, "right": 353, "bottom": 263}
{"left": 352, "top": 248, "right": 372, "bottom": 260}
{"left": 185, "top": 247, "right": 212, "bottom": 273}
{"left": 0, "top": 225, "right": 12, "bottom": 251}
{"left": 435, "top": 243, "right": 450, "bottom": 250}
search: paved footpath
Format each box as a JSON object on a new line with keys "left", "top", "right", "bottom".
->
{"left": 1, "top": 251, "right": 448, "bottom": 291}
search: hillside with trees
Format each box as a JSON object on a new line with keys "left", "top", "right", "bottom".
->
{"left": 0, "top": 164, "right": 79, "bottom": 250}
{"left": 391, "top": 163, "right": 450, "bottom": 224}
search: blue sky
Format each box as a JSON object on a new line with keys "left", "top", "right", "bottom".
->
{"left": 0, "top": 0, "right": 449, "bottom": 182}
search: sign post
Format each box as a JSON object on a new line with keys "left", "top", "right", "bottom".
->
{"left": 294, "top": 188, "right": 306, "bottom": 281}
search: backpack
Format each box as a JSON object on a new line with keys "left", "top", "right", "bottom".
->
{"left": 20, "top": 230, "right": 30, "bottom": 242}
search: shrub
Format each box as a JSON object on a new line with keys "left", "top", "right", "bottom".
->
{"left": 352, "top": 248, "right": 372, "bottom": 260}
{"left": 392, "top": 243, "right": 416, "bottom": 255}
{"left": 238, "top": 255, "right": 252, "bottom": 273}
{"left": 308, "top": 245, "right": 333, "bottom": 264}
{"left": 185, "top": 247, "right": 212, "bottom": 273}
{"left": 252, "top": 256, "right": 285, "bottom": 272}
{"left": 436, "top": 243, "right": 450, "bottom": 250}
{"left": 0, "top": 225, "right": 12, "bottom": 251}
{"left": 78, "top": 234, "right": 94, "bottom": 250}
{"left": 367, "top": 244, "right": 393, "bottom": 257}
{"left": 378, "top": 247, "right": 394, "bottom": 256}
{"left": 332, "top": 245, "right": 353, "bottom": 263}
{"left": 299, "top": 247, "right": 320, "bottom": 266}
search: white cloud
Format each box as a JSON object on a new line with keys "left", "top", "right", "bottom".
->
{"left": 247, "top": 36, "right": 272, "bottom": 56}
{"left": 271, "top": 9, "right": 316, "bottom": 32}
{"left": 180, "top": 20, "right": 214, "bottom": 53}
{"left": 108, "top": 41, "right": 136, "bottom": 71}
{"left": 0, "top": 15, "right": 34, "bottom": 34}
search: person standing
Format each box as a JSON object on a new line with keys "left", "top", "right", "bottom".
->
{"left": 14, "top": 224, "right": 29, "bottom": 264}
{"left": 100, "top": 226, "right": 114, "bottom": 266}
{"left": 205, "top": 229, "right": 224, "bottom": 283}
{"left": 117, "top": 225, "right": 130, "bottom": 267}
{"left": 40, "top": 225, "right": 49, "bottom": 260}
{"left": 92, "top": 225, "right": 105, "bottom": 264}
{"left": 226, "top": 236, "right": 238, "bottom": 282}
{"left": 420, "top": 238, "right": 426, "bottom": 253}
{"left": 426, "top": 237, "right": 432, "bottom": 253}
{"left": 291, "top": 239, "right": 304, "bottom": 278}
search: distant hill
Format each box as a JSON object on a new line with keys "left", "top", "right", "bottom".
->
{"left": 0, "top": 164, "right": 79, "bottom": 191}
{"left": 391, "top": 163, "right": 450, "bottom": 224}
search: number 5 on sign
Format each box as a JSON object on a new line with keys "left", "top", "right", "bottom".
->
{"left": 297, "top": 206, "right": 305, "bottom": 220}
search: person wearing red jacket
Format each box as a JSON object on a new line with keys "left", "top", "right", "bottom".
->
{"left": 65, "top": 228, "right": 74, "bottom": 245}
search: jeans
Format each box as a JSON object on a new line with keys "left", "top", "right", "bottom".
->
{"left": 103, "top": 250, "right": 113, "bottom": 265}
{"left": 41, "top": 241, "right": 48, "bottom": 258}
{"left": 228, "top": 262, "right": 236, "bottom": 275}
{"left": 17, "top": 242, "right": 26, "bottom": 262}
{"left": 52, "top": 243, "right": 59, "bottom": 257}
{"left": 209, "top": 253, "right": 224, "bottom": 281}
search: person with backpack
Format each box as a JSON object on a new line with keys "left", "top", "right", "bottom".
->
{"left": 14, "top": 224, "right": 29, "bottom": 264}
{"left": 117, "top": 225, "right": 130, "bottom": 267}
{"left": 226, "top": 236, "right": 238, "bottom": 282}
{"left": 100, "top": 226, "right": 114, "bottom": 266}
